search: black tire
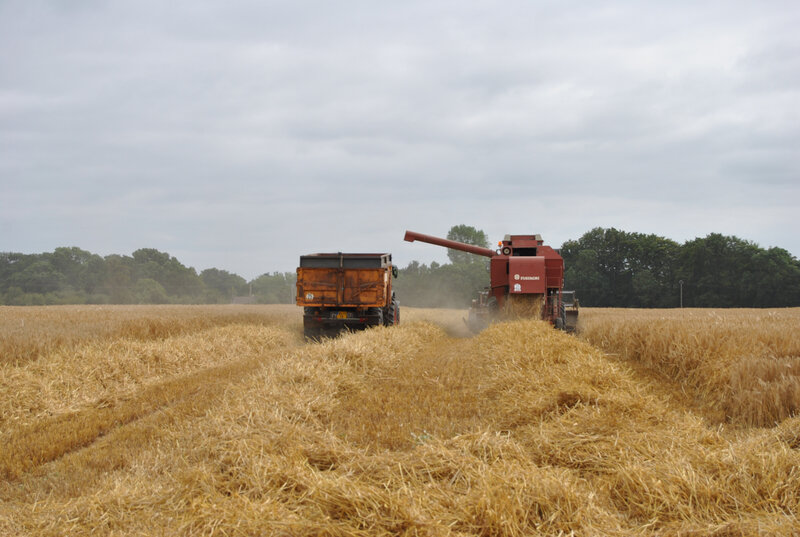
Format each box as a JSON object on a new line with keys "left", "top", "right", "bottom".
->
{"left": 366, "top": 307, "right": 383, "bottom": 328}
{"left": 384, "top": 295, "right": 399, "bottom": 326}
{"left": 303, "top": 307, "right": 319, "bottom": 340}
{"left": 556, "top": 304, "right": 567, "bottom": 331}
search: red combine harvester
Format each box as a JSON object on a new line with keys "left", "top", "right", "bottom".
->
{"left": 404, "top": 230, "right": 578, "bottom": 332}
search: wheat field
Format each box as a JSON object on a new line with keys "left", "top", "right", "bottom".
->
{"left": 1, "top": 304, "right": 798, "bottom": 535}
{"left": 578, "top": 308, "right": 800, "bottom": 427}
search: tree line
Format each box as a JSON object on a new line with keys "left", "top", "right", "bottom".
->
{"left": 2, "top": 226, "right": 799, "bottom": 307}
{"left": 0, "top": 247, "right": 295, "bottom": 306}
{"left": 561, "top": 228, "right": 800, "bottom": 307}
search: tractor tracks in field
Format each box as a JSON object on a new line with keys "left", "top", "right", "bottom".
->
{"left": 0, "top": 344, "right": 297, "bottom": 482}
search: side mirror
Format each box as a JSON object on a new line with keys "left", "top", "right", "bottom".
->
{"left": 392, "top": 266, "right": 399, "bottom": 278}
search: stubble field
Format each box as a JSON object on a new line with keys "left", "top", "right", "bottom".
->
{"left": 1, "top": 304, "right": 798, "bottom": 536}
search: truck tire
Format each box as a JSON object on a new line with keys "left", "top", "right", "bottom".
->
{"left": 384, "top": 295, "right": 399, "bottom": 326}
{"left": 364, "top": 307, "right": 382, "bottom": 328}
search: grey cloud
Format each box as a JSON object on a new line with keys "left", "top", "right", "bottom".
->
{"left": 1, "top": 1, "right": 798, "bottom": 278}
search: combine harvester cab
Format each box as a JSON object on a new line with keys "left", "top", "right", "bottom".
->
{"left": 296, "top": 252, "right": 399, "bottom": 339}
{"left": 403, "top": 230, "right": 578, "bottom": 332}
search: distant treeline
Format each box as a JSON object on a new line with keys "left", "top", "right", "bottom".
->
{"left": 2, "top": 227, "right": 799, "bottom": 307}
{"left": 0, "top": 247, "right": 295, "bottom": 306}
{"left": 392, "top": 260, "right": 487, "bottom": 309}
{"left": 561, "top": 228, "right": 800, "bottom": 307}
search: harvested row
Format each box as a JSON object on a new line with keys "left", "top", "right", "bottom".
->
{"left": 2, "top": 311, "right": 798, "bottom": 536}
{"left": 0, "top": 321, "right": 302, "bottom": 479}
{"left": 1, "top": 354, "right": 267, "bottom": 480}
{"left": 0, "top": 323, "right": 300, "bottom": 427}
{"left": 578, "top": 308, "right": 800, "bottom": 425}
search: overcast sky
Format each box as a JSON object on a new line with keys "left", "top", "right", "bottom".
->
{"left": 2, "top": 1, "right": 798, "bottom": 279}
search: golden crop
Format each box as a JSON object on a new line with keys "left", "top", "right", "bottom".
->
{"left": 578, "top": 308, "right": 800, "bottom": 426}
{"left": 0, "top": 305, "right": 798, "bottom": 536}
{"left": 0, "top": 304, "right": 299, "bottom": 366}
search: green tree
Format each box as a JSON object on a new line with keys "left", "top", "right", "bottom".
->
{"left": 130, "top": 248, "right": 204, "bottom": 298}
{"left": 445, "top": 225, "right": 490, "bottom": 265}
{"left": 51, "top": 246, "right": 105, "bottom": 293}
{"left": 251, "top": 272, "right": 296, "bottom": 304}
{"left": 561, "top": 228, "right": 680, "bottom": 307}
{"left": 201, "top": 268, "right": 248, "bottom": 303}
{"left": 679, "top": 234, "right": 766, "bottom": 307}
{"left": 9, "top": 259, "right": 64, "bottom": 294}
{"left": 394, "top": 258, "right": 489, "bottom": 308}
{"left": 746, "top": 247, "right": 800, "bottom": 306}
{"left": 627, "top": 233, "right": 680, "bottom": 307}
{"left": 392, "top": 261, "right": 434, "bottom": 307}
{"left": 0, "top": 253, "right": 35, "bottom": 293}
{"left": 562, "top": 248, "right": 607, "bottom": 305}
{"left": 102, "top": 254, "right": 135, "bottom": 303}
{"left": 561, "top": 228, "right": 634, "bottom": 306}
{"left": 133, "top": 278, "right": 169, "bottom": 304}
{"left": 2, "top": 286, "right": 25, "bottom": 305}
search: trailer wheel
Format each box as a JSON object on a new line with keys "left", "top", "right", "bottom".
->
{"left": 384, "top": 295, "right": 399, "bottom": 326}
{"left": 363, "top": 307, "right": 382, "bottom": 327}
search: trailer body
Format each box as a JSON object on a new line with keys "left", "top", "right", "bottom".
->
{"left": 296, "top": 253, "right": 398, "bottom": 338}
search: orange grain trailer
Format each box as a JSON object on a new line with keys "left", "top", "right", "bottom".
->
{"left": 296, "top": 253, "right": 399, "bottom": 339}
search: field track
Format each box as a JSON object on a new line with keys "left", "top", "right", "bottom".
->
{"left": 1, "top": 305, "right": 798, "bottom": 536}
{"left": 2, "top": 352, "right": 276, "bottom": 479}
